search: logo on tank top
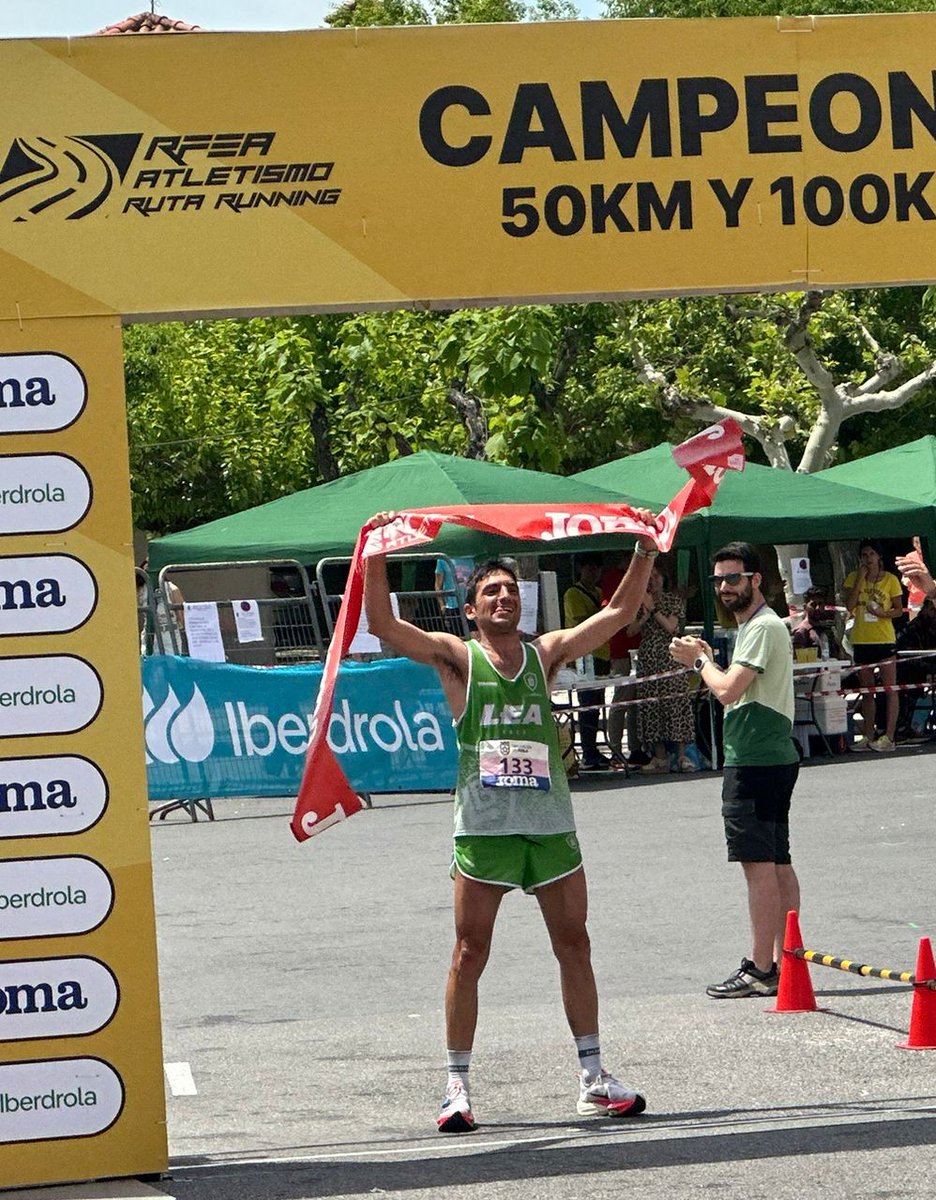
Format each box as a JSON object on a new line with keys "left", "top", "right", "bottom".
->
{"left": 524, "top": 673, "right": 537, "bottom": 691}
{"left": 480, "top": 702, "right": 543, "bottom": 727}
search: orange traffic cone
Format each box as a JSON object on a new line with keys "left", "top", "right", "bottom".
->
{"left": 768, "top": 910, "right": 818, "bottom": 1013}
{"left": 897, "top": 937, "right": 936, "bottom": 1050}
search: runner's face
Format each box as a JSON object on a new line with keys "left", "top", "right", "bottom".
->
{"left": 468, "top": 571, "right": 520, "bottom": 631}
{"left": 714, "top": 560, "right": 756, "bottom": 614}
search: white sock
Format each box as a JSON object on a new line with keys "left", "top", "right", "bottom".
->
{"left": 574, "top": 1034, "right": 602, "bottom": 1082}
{"left": 446, "top": 1048, "right": 471, "bottom": 1090}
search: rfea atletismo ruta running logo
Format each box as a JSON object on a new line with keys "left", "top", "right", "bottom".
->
{"left": 0, "top": 135, "right": 142, "bottom": 220}
{"left": 0, "top": 131, "right": 339, "bottom": 220}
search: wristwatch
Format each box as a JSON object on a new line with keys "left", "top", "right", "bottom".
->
{"left": 693, "top": 655, "right": 710, "bottom": 673}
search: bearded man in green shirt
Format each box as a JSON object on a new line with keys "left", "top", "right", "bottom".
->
{"left": 670, "top": 541, "right": 801, "bottom": 1001}
{"left": 365, "top": 510, "right": 658, "bottom": 1133}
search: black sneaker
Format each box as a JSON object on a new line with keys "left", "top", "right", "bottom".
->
{"left": 580, "top": 754, "right": 614, "bottom": 771}
{"left": 706, "top": 958, "right": 779, "bottom": 999}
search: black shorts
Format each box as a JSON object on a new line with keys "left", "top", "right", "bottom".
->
{"left": 721, "top": 762, "right": 799, "bottom": 864}
{"left": 852, "top": 643, "right": 895, "bottom": 667}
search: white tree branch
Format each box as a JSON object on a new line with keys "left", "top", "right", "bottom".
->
{"left": 841, "top": 360, "right": 936, "bottom": 415}
{"left": 782, "top": 296, "right": 838, "bottom": 399}
{"left": 633, "top": 347, "right": 794, "bottom": 469}
{"left": 854, "top": 314, "right": 882, "bottom": 356}
{"left": 634, "top": 291, "right": 936, "bottom": 479}
{"left": 854, "top": 353, "right": 903, "bottom": 395}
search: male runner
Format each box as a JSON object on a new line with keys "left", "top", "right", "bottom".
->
{"left": 364, "top": 511, "right": 659, "bottom": 1131}
{"left": 670, "top": 541, "right": 800, "bottom": 999}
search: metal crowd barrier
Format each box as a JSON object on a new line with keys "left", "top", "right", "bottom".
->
{"left": 136, "top": 566, "right": 185, "bottom": 656}
{"left": 154, "top": 558, "right": 328, "bottom": 664}
{"left": 315, "top": 552, "right": 470, "bottom": 648}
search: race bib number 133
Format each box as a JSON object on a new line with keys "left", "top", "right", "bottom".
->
{"left": 479, "top": 739, "right": 550, "bottom": 790}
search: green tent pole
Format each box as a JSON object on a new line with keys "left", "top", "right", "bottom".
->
{"left": 698, "top": 539, "right": 715, "bottom": 641}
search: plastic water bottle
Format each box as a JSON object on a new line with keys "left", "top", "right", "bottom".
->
{"left": 584, "top": 654, "right": 595, "bottom": 680}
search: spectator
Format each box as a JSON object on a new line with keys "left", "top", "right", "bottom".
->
{"left": 894, "top": 598, "right": 936, "bottom": 739}
{"left": 601, "top": 554, "right": 644, "bottom": 768}
{"left": 670, "top": 541, "right": 800, "bottom": 999}
{"left": 899, "top": 537, "right": 929, "bottom": 617}
{"left": 632, "top": 562, "right": 696, "bottom": 774}
{"left": 895, "top": 546, "right": 936, "bottom": 740}
{"left": 434, "top": 557, "right": 473, "bottom": 635}
{"left": 564, "top": 553, "right": 614, "bottom": 771}
{"left": 896, "top": 546, "right": 936, "bottom": 604}
{"left": 138, "top": 558, "right": 184, "bottom": 655}
{"left": 843, "top": 540, "right": 904, "bottom": 752}
{"left": 791, "top": 586, "right": 845, "bottom": 662}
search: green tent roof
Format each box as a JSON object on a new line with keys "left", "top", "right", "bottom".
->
{"left": 818, "top": 436, "right": 936, "bottom": 506}
{"left": 148, "top": 451, "right": 679, "bottom": 573}
{"left": 575, "top": 444, "right": 936, "bottom": 548}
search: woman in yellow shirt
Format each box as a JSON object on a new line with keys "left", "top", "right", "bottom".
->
{"left": 843, "top": 540, "right": 904, "bottom": 752}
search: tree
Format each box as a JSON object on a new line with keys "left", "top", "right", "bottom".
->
{"left": 125, "top": 312, "right": 477, "bottom": 532}
{"left": 325, "top": 0, "right": 430, "bottom": 27}
{"left": 325, "top": 0, "right": 578, "bottom": 25}
{"left": 437, "top": 303, "right": 668, "bottom": 472}
{"left": 125, "top": 320, "right": 318, "bottom": 534}
{"left": 604, "top": 0, "right": 936, "bottom": 19}
{"left": 623, "top": 290, "right": 936, "bottom": 473}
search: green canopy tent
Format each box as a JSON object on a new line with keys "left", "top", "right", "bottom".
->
{"left": 147, "top": 450, "right": 690, "bottom": 575}
{"left": 576, "top": 443, "right": 936, "bottom": 548}
{"left": 575, "top": 443, "right": 936, "bottom": 628}
{"left": 818, "top": 437, "right": 936, "bottom": 524}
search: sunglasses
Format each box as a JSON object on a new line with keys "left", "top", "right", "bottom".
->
{"left": 709, "top": 571, "right": 755, "bottom": 588}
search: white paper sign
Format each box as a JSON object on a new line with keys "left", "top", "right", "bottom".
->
{"left": 232, "top": 599, "right": 263, "bottom": 643}
{"left": 518, "top": 581, "right": 539, "bottom": 635}
{"left": 183, "top": 602, "right": 225, "bottom": 662}
{"left": 790, "top": 556, "right": 812, "bottom": 595}
{"left": 349, "top": 593, "right": 400, "bottom": 654}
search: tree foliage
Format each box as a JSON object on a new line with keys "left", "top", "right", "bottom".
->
{"left": 125, "top": 320, "right": 318, "bottom": 534}
{"left": 604, "top": 0, "right": 936, "bottom": 17}
{"left": 325, "top": 0, "right": 575, "bottom": 24}
{"left": 626, "top": 288, "right": 936, "bottom": 471}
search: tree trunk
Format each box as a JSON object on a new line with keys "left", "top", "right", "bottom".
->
{"left": 446, "top": 382, "right": 489, "bottom": 459}
{"left": 828, "top": 541, "right": 854, "bottom": 654}
{"left": 310, "top": 405, "right": 340, "bottom": 482}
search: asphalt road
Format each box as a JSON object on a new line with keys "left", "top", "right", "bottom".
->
{"left": 129, "top": 745, "right": 936, "bottom": 1198}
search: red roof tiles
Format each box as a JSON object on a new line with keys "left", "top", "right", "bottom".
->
{"left": 95, "top": 12, "right": 202, "bottom": 35}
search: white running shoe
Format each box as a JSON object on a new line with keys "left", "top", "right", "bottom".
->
{"left": 437, "top": 1079, "right": 477, "bottom": 1133}
{"left": 576, "top": 1069, "right": 646, "bottom": 1118}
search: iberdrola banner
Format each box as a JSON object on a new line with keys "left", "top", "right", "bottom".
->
{"left": 290, "top": 419, "right": 745, "bottom": 842}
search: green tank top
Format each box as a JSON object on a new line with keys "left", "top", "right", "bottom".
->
{"left": 453, "top": 639, "right": 574, "bottom": 837}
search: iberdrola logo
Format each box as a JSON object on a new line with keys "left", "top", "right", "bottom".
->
{"left": 142, "top": 686, "right": 215, "bottom": 764}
